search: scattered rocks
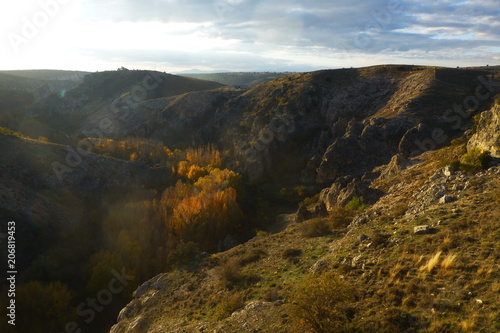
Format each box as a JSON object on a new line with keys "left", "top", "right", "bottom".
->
{"left": 350, "top": 213, "right": 370, "bottom": 227}
{"left": 439, "top": 195, "right": 454, "bottom": 204}
{"left": 117, "top": 299, "right": 142, "bottom": 322}
{"left": 351, "top": 254, "right": 363, "bottom": 267}
{"left": 310, "top": 259, "right": 328, "bottom": 274}
{"left": 133, "top": 282, "right": 151, "bottom": 299}
{"left": 358, "top": 234, "right": 369, "bottom": 242}
{"left": 443, "top": 166, "right": 454, "bottom": 177}
{"left": 414, "top": 225, "right": 430, "bottom": 235}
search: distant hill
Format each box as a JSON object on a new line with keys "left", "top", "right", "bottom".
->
{"left": 0, "top": 70, "right": 88, "bottom": 96}
{"left": 0, "top": 69, "right": 89, "bottom": 81}
{"left": 180, "top": 72, "right": 295, "bottom": 88}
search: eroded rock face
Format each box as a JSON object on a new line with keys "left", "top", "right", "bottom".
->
{"left": 319, "top": 178, "right": 382, "bottom": 211}
{"left": 468, "top": 105, "right": 500, "bottom": 157}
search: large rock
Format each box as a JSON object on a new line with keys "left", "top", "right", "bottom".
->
{"left": 375, "top": 153, "right": 413, "bottom": 179}
{"left": 468, "top": 105, "right": 500, "bottom": 158}
{"left": 319, "top": 178, "right": 382, "bottom": 212}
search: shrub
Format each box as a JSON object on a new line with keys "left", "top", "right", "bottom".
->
{"left": 373, "top": 307, "right": 416, "bottom": 332}
{"left": 460, "top": 148, "right": 491, "bottom": 172}
{"left": 493, "top": 187, "right": 500, "bottom": 204}
{"left": 255, "top": 229, "right": 269, "bottom": 237}
{"left": 345, "top": 196, "right": 368, "bottom": 212}
{"left": 292, "top": 273, "right": 359, "bottom": 333}
{"left": 329, "top": 206, "right": 353, "bottom": 229}
{"left": 213, "top": 291, "right": 245, "bottom": 320}
{"left": 282, "top": 248, "right": 302, "bottom": 259}
{"left": 215, "top": 258, "right": 244, "bottom": 289}
{"left": 301, "top": 193, "right": 320, "bottom": 206}
{"left": 371, "top": 231, "right": 389, "bottom": 248}
{"left": 389, "top": 201, "right": 409, "bottom": 218}
{"left": 239, "top": 249, "right": 267, "bottom": 266}
{"left": 450, "top": 137, "right": 467, "bottom": 146}
{"left": 167, "top": 242, "right": 200, "bottom": 270}
{"left": 449, "top": 159, "right": 461, "bottom": 171}
{"left": 300, "top": 218, "right": 331, "bottom": 237}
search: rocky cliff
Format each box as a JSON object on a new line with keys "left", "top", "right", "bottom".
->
{"left": 468, "top": 104, "right": 500, "bottom": 157}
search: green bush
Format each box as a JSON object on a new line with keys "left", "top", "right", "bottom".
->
{"left": 292, "top": 273, "right": 359, "bottom": 333}
{"left": 167, "top": 242, "right": 200, "bottom": 270}
{"left": 449, "top": 159, "right": 461, "bottom": 171}
{"left": 345, "top": 197, "right": 368, "bottom": 212}
{"left": 460, "top": 148, "right": 491, "bottom": 172}
{"left": 213, "top": 291, "right": 245, "bottom": 320}
{"left": 301, "top": 193, "right": 320, "bottom": 206}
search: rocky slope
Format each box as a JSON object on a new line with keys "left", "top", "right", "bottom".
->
{"left": 108, "top": 67, "right": 500, "bottom": 333}
{"left": 110, "top": 153, "right": 500, "bottom": 333}
{"left": 27, "top": 66, "right": 499, "bottom": 185}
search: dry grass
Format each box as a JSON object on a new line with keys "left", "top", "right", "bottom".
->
{"left": 419, "top": 251, "right": 442, "bottom": 275}
{"left": 214, "top": 258, "right": 245, "bottom": 289}
{"left": 440, "top": 253, "right": 458, "bottom": 271}
{"left": 388, "top": 262, "right": 405, "bottom": 284}
{"left": 299, "top": 218, "right": 331, "bottom": 237}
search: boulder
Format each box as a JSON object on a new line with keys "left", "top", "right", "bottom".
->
{"left": 358, "top": 234, "right": 369, "bottom": 242}
{"left": 439, "top": 195, "right": 454, "bottom": 204}
{"left": 319, "top": 178, "right": 382, "bottom": 212}
{"left": 468, "top": 105, "right": 500, "bottom": 158}
{"left": 414, "top": 225, "right": 430, "bottom": 235}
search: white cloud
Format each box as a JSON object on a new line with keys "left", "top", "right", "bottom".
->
{"left": 1, "top": 0, "right": 498, "bottom": 71}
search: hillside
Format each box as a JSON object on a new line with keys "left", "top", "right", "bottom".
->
{"left": 179, "top": 72, "right": 295, "bottom": 88}
{"left": 111, "top": 152, "right": 500, "bottom": 333}
{"left": 0, "top": 65, "right": 499, "bottom": 333}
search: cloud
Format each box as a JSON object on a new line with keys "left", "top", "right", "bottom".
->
{"left": 3, "top": 0, "right": 498, "bottom": 71}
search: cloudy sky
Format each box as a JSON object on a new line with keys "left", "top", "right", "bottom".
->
{"left": 1, "top": 0, "right": 499, "bottom": 72}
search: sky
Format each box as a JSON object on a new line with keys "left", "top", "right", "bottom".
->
{"left": 1, "top": 0, "right": 499, "bottom": 73}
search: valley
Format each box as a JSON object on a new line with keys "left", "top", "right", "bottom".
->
{"left": 0, "top": 65, "right": 499, "bottom": 333}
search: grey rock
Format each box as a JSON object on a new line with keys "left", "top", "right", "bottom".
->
{"left": 117, "top": 299, "right": 142, "bottom": 322}
{"left": 310, "top": 260, "right": 328, "bottom": 274}
{"left": 414, "top": 225, "right": 430, "bottom": 234}
{"left": 358, "top": 234, "right": 369, "bottom": 242}
{"left": 468, "top": 105, "right": 500, "bottom": 158}
{"left": 133, "top": 282, "right": 151, "bottom": 299}
{"left": 443, "top": 166, "right": 454, "bottom": 177}
{"left": 439, "top": 195, "right": 454, "bottom": 204}
{"left": 350, "top": 214, "right": 370, "bottom": 227}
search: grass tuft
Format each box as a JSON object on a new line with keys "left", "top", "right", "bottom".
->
{"left": 419, "top": 251, "right": 442, "bottom": 274}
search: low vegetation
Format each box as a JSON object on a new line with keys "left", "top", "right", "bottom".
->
{"left": 108, "top": 146, "right": 500, "bottom": 333}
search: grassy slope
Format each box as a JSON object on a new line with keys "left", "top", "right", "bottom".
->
{"left": 112, "top": 145, "right": 500, "bottom": 333}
